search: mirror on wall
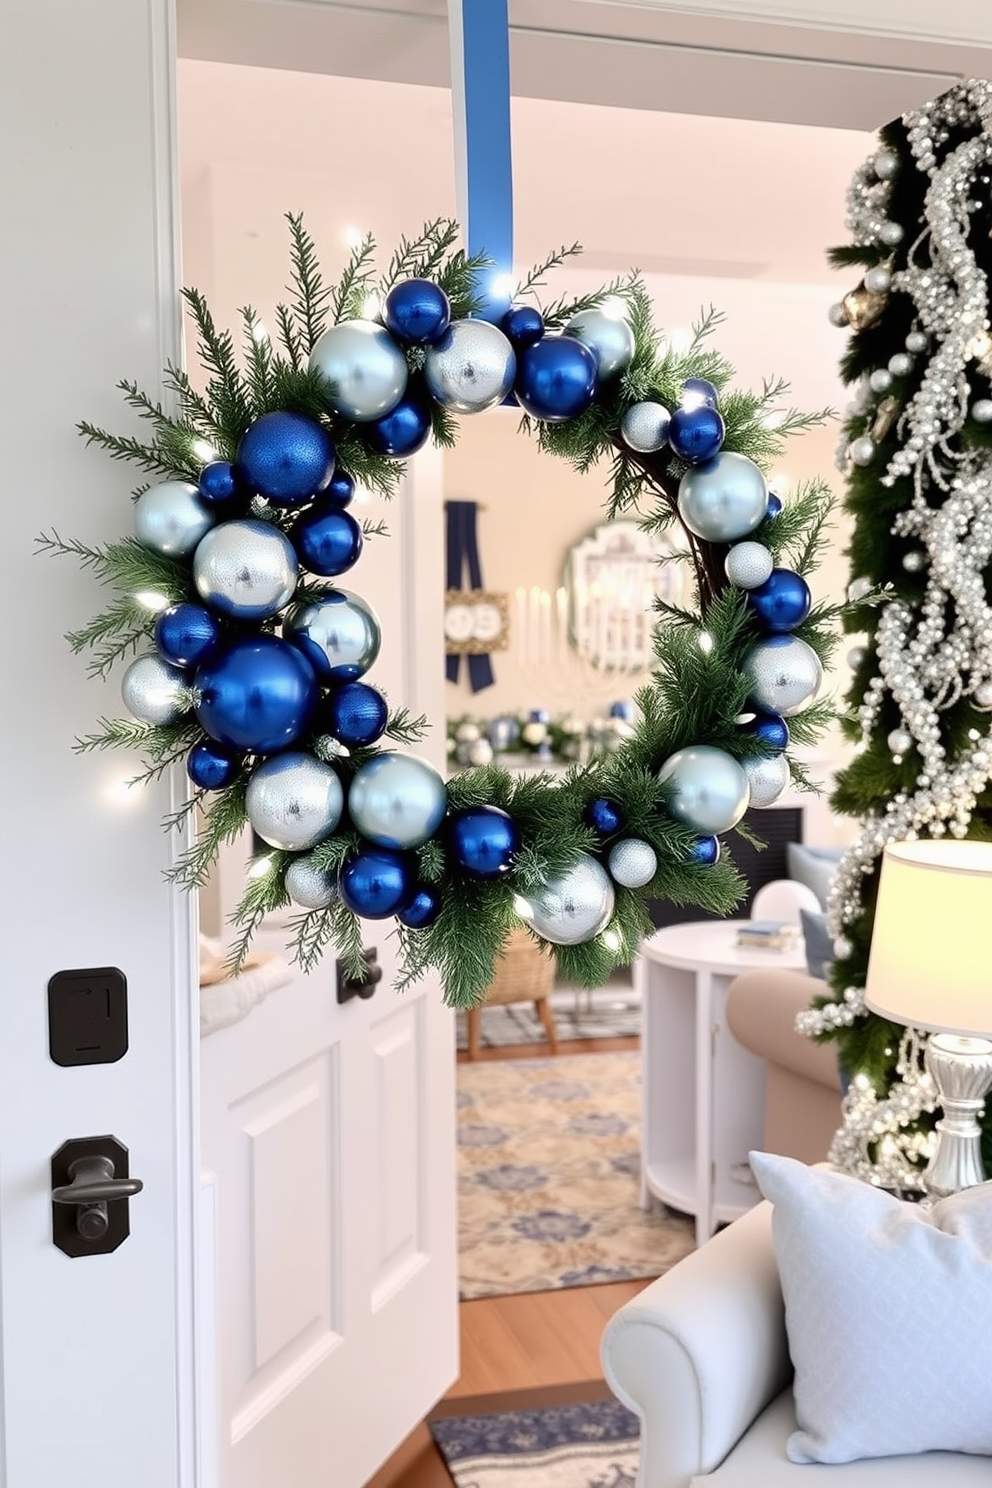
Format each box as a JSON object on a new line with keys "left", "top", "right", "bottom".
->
{"left": 565, "top": 520, "right": 684, "bottom": 673}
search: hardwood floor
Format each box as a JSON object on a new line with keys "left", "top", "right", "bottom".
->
{"left": 364, "top": 1032, "right": 642, "bottom": 1488}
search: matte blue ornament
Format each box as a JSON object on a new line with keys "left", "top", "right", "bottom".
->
{"left": 339, "top": 847, "right": 415, "bottom": 919}
{"left": 502, "top": 305, "right": 544, "bottom": 349}
{"left": 765, "top": 493, "right": 783, "bottom": 519}
{"left": 198, "top": 461, "right": 240, "bottom": 506}
{"left": 448, "top": 806, "right": 520, "bottom": 877}
{"left": 319, "top": 681, "right": 388, "bottom": 747}
{"left": 383, "top": 278, "right": 451, "bottom": 346}
{"left": 236, "top": 411, "right": 335, "bottom": 506}
{"left": 515, "top": 336, "right": 599, "bottom": 423}
{"left": 155, "top": 602, "right": 221, "bottom": 669}
{"left": 284, "top": 590, "right": 381, "bottom": 683}
{"left": 748, "top": 568, "right": 812, "bottom": 634}
{"left": 291, "top": 503, "right": 363, "bottom": 578}
{"left": 186, "top": 739, "right": 242, "bottom": 791}
{"left": 687, "top": 835, "right": 721, "bottom": 867}
{"left": 397, "top": 886, "right": 441, "bottom": 930}
{"left": 744, "top": 710, "right": 790, "bottom": 753}
{"left": 680, "top": 377, "right": 719, "bottom": 409}
{"left": 325, "top": 470, "right": 355, "bottom": 508}
{"left": 587, "top": 797, "right": 624, "bottom": 836}
{"left": 348, "top": 752, "right": 447, "bottom": 850}
{"left": 365, "top": 387, "right": 433, "bottom": 457}
{"left": 194, "top": 636, "right": 317, "bottom": 753}
{"left": 667, "top": 404, "right": 726, "bottom": 464}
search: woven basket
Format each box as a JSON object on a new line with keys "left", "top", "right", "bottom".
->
{"left": 481, "top": 926, "right": 556, "bottom": 1007}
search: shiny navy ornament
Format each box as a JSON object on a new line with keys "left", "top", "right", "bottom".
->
{"left": 397, "top": 885, "right": 441, "bottom": 930}
{"left": 680, "top": 377, "right": 719, "bottom": 409}
{"left": 348, "top": 752, "right": 447, "bottom": 850}
{"left": 667, "top": 405, "right": 725, "bottom": 464}
{"left": 658, "top": 745, "right": 750, "bottom": 834}
{"left": 245, "top": 751, "right": 344, "bottom": 851}
{"left": 283, "top": 589, "right": 381, "bottom": 683}
{"left": 383, "top": 278, "right": 451, "bottom": 346}
{"left": 198, "top": 461, "right": 240, "bottom": 507}
{"left": 564, "top": 308, "right": 635, "bottom": 380}
{"left": 186, "top": 739, "right": 242, "bottom": 792}
{"left": 423, "top": 320, "right": 516, "bottom": 413}
{"left": 194, "top": 636, "right": 317, "bottom": 752}
{"left": 284, "top": 855, "right": 337, "bottom": 911}
{"left": 236, "top": 411, "right": 334, "bottom": 507}
{"left": 741, "top": 753, "right": 790, "bottom": 809}
{"left": 319, "top": 681, "right": 388, "bottom": 747}
{"left": 365, "top": 387, "right": 433, "bottom": 457}
{"left": 291, "top": 503, "right": 363, "bottom": 578}
{"left": 677, "top": 452, "right": 768, "bottom": 543}
{"left": 134, "top": 479, "right": 216, "bottom": 559}
{"left": 620, "top": 401, "right": 671, "bottom": 453}
{"left": 607, "top": 838, "right": 657, "bottom": 890}
{"left": 519, "top": 853, "right": 615, "bottom": 946}
{"left": 765, "top": 493, "right": 783, "bottom": 520}
{"left": 154, "top": 602, "right": 221, "bottom": 669}
{"left": 339, "top": 847, "right": 414, "bottom": 919}
{"left": 309, "top": 319, "right": 408, "bottom": 422}
{"left": 687, "top": 835, "right": 721, "bottom": 867}
{"left": 325, "top": 470, "right": 355, "bottom": 508}
{"left": 724, "top": 541, "right": 774, "bottom": 590}
{"left": 449, "top": 806, "right": 520, "bottom": 877}
{"left": 192, "top": 518, "right": 297, "bottom": 620}
{"left": 121, "top": 653, "right": 190, "bottom": 726}
{"left": 744, "top": 710, "right": 790, "bottom": 753}
{"left": 748, "top": 568, "right": 812, "bottom": 634}
{"left": 744, "top": 635, "right": 822, "bottom": 717}
{"left": 515, "top": 336, "right": 598, "bottom": 423}
{"left": 587, "top": 798, "right": 624, "bottom": 837}
{"left": 502, "top": 304, "right": 544, "bottom": 350}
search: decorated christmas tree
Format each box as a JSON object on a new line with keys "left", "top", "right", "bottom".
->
{"left": 799, "top": 80, "right": 992, "bottom": 1186}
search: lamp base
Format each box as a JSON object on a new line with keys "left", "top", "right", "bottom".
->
{"left": 922, "top": 1034, "right": 992, "bottom": 1202}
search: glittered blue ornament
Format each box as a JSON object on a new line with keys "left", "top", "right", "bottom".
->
{"left": 291, "top": 503, "right": 363, "bottom": 578}
{"left": 325, "top": 470, "right": 355, "bottom": 508}
{"left": 365, "top": 387, "right": 433, "bottom": 457}
{"left": 397, "top": 886, "right": 441, "bottom": 929}
{"left": 383, "top": 278, "right": 451, "bottom": 346}
{"left": 765, "top": 493, "right": 783, "bottom": 519}
{"left": 502, "top": 305, "right": 544, "bottom": 349}
{"left": 194, "top": 636, "right": 317, "bottom": 753}
{"left": 744, "top": 710, "right": 790, "bottom": 753}
{"left": 236, "top": 411, "right": 335, "bottom": 507}
{"left": 515, "top": 336, "right": 599, "bottom": 423}
{"left": 680, "top": 377, "right": 719, "bottom": 409}
{"left": 587, "top": 797, "right": 624, "bottom": 836}
{"left": 667, "top": 404, "right": 726, "bottom": 464}
{"left": 748, "top": 568, "right": 812, "bottom": 634}
{"left": 155, "top": 602, "right": 221, "bottom": 669}
{"left": 687, "top": 836, "right": 721, "bottom": 867}
{"left": 339, "top": 847, "right": 415, "bottom": 919}
{"left": 198, "top": 461, "right": 240, "bottom": 506}
{"left": 448, "top": 806, "right": 520, "bottom": 877}
{"left": 186, "top": 739, "right": 242, "bottom": 791}
{"left": 319, "top": 681, "right": 388, "bottom": 747}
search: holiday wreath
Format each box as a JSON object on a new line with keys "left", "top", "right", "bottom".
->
{"left": 41, "top": 217, "right": 838, "bottom": 1005}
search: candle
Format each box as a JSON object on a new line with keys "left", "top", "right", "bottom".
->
{"left": 529, "top": 585, "right": 541, "bottom": 671}
{"left": 515, "top": 586, "right": 528, "bottom": 665}
{"left": 540, "top": 588, "right": 552, "bottom": 665}
{"left": 556, "top": 586, "right": 568, "bottom": 665}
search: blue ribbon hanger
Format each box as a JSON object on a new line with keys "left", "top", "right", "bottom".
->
{"left": 446, "top": 500, "right": 494, "bottom": 693}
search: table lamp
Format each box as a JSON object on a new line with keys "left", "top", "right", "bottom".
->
{"left": 864, "top": 839, "right": 992, "bottom": 1200}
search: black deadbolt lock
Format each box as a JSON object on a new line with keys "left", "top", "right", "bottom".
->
{"left": 51, "top": 1136, "right": 143, "bottom": 1258}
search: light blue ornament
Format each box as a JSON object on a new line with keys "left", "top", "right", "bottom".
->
{"left": 245, "top": 752, "right": 344, "bottom": 851}
{"left": 424, "top": 320, "right": 516, "bottom": 413}
{"left": 658, "top": 745, "right": 750, "bottom": 834}
{"left": 565, "top": 308, "right": 635, "bottom": 380}
{"left": 285, "top": 855, "right": 338, "bottom": 910}
{"left": 744, "top": 635, "right": 823, "bottom": 717}
{"left": 620, "top": 401, "right": 671, "bottom": 453}
{"left": 283, "top": 589, "right": 381, "bottom": 683}
{"left": 121, "top": 653, "right": 190, "bottom": 726}
{"left": 134, "top": 479, "right": 216, "bottom": 559}
{"left": 519, "top": 853, "right": 616, "bottom": 945}
{"left": 741, "top": 753, "right": 790, "bottom": 809}
{"left": 607, "top": 838, "right": 658, "bottom": 889}
{"left": 308, "top": 319, "right": 408, "bottom": 422}
{"left": 677, "top": 452, "right": 769, "bottom": 542}
{"left": 193, "top": 518, "right": 297, "bottom": 620}
{"left": 348, "top": 752, "right": 446, "bottom": 850}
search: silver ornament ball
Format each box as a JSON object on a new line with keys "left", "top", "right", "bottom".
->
{"left": 283, "top": 590, "right": 381, "bottom": 683}
{"left": 607, "top": 838, "right": 658, "bottom": 890}
{"left": 902, "top": 550, "right": 925, "bottom": 572}
{"left": 468, "top": 738, "right": 494, "bottom": 767}
{"left": 863, "top": 266, "right": 891, "bottom": 295}
{"left": 133, "top": 480, "right": 216, "bottom": 559}
{"left": 620, "top": 400, "right": 671, "bottom": 453}
{"left": 742, "top": 753, "right": 790, "bottom": 809}
{"left": 245, "top": 752, "right": 344, "bottom": 851}
{"left": 971, "top": 399, "right": 992, "bottom": 424}
{"left": 348, "top": 752, "right": 447, "bottom": 850}
{"left": 121, "top": 653, "right": 190, "bottom": 726}
{"left": 869, "top": 368, "right": 893, "bottom": 394}
{"left": 905, "top": 330, "right": 928, "bottom": 354}
{"left": 519, "top": 853, "right": 615, "bottom": 946}
{"left": 847, "top": 645, "right": 868, "bottom": 669}
{"left": 744, "top": 636, "right": 823, "bottom": 718}
{"left": 873, "top": 149, "right": 899, "bottom": 181}
{"left": 887, "top": 728, "right": 914, "bottom": 757}
{"left": 827, "top": 303, "right": 850, "bottom": 328}
{"left": 285, "top": 855, "right": 338, "bottom": 911}
{"left": 308, "top": 319, "right": 408, "bottom": 422}
{"left": 888, "top": 352, "right": 913, "bottom": 377}
{"left": 848, "top": 576, "right": 873, "bottom": 603}
{"left": 423, "top": 319, "right": 515, "bottom": 414}
{"left": 658, "top": 745, "right": 751, "bottom": 835}
{"left": 724, "top": 541, "right": 774, "bottom": 590}
{"left": 848, "top": 436, "right": 876, "bottom": 467}
{"left": 677, "top": 452, "right": 768, "bottom": 543}
{"left": 193, "top": 518, "right": 297, "bottom": 620}
{"left": 973, "top": 681, "right": 992, "bottom": 711}
{"left": 878, "top": 221, "right": 904, "bottom": 247}
{"left": 565, "top": 307, "right": 635, "bottom": 380}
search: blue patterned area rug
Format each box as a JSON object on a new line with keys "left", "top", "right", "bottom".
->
{"left": 430, "top": 1399, "right": 639, "bottom": 1487}
{"left": 455, "top": 977, "right": 640, "bottom": 1051}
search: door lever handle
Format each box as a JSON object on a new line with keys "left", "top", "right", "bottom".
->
{"left": 52, "top": 1155, "right": 143, "bottom": 1205}
{"left": 51, "top": 1136, "right": 142, "bottom": 1256}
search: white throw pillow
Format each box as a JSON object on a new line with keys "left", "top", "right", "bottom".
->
{"left": 750, "top": 1151, "right": 992, "bottom": 1465}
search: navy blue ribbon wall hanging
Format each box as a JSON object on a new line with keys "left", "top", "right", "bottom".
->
{"left": 445, "top": 500, "right": 494, "bottom": 692}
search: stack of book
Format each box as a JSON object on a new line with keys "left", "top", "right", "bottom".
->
{"left": 736, "top": 920, "right": 800, "bottom": 952}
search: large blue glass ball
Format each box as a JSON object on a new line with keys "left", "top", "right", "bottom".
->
{"left": 680, "top": 377, "right": 719, "bottom": 409}
{"left": 192, "top": 518, "right": 298, "bottom": 620}
{"left": 365, "top": 387, "right": 433, "bottom": 457}
{"left": 325, "top": 470, "right": 355, "bottom": 508}
{"left": 677, "top": 452, "right": 769, "bottom": 543}
{"left": 383, "top": 278, "right": 451, "bottom": 346}
{"left": 134, "top": 480, "right": 216, "bottom": 559}
{"left": 515, "top": 336, "right": 599, "bottom": 423}
{"left": 448, "top": 806, "right": 520, "bottom": 877}
{"left": 348, "top": 752, "right": 447, "bottom": 850}
{"left": 658, "top": 745, "right": 750, "bottom": 834}
{"left": 502, "top": 305, "right": 544, "bottom": 349}
{"left": 193, "top": 636, "right": 317, "bottom": 753}
{"left": 397, "top": 886, "right": 441, "bottom": 930}
{"left": 291, "top": 503, "right": 363, "bottom": 578}
{"left": 667, "top": 405, "right": 726, "bottom": 464}
{"left": 744, "top": 710, "right": 790, "bottom": 753}
{"left": 587, "top": 797, "right": 624, "bottom": 836}
{"left": 319, "top": 681, "right": 388, "bottom": 746}
{"left": 687, "top": 835, "right": 721, "bottom": 867}
{"left": 519, "top": 853, "right": 615, "bottom": 946}
{"left": 748, "top": 568, "right": 812, "bottom": 634}
{"left": 339, "top": 847, "right": 415, "bottom": 919}
{"left": 565, "top": 308, "right": 635, "bottom": 380}
{"left": 236, "top": 411, "right": 335, "bottom": 506}
{"left": 283, "top": 590, "right": 381, "bottom": 683}
{"left": 186, "top": 739, "right": 242, "bottom": 791}
{"left": 245, "top": 751, "right": 344, "bottom": 851}
{"left": 309, "top": 319, "right": 409, "bottom": 422}
{"left": 155, "top": 602, "right": 221, "bottom": 669}
{"left": 744, "top": 635, "right": 823, "bottom": 718}
{"left": 198, "top": 461, "right": 240, "bottom": 507}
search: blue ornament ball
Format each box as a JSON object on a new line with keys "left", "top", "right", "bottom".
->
{"left": 339, "top": 847, "right": 415, "bottom": 919}
{"left": 198, "top": 461, "right": 240, "bottom": 506}
{"left": 667, "top": 404, "right": 726, "bottom": 464}
{"left": 186, "top": 739, "right": 242, "bottom": 791}
{"left": 398, "top": 886, "right": 442, "bottom": 930}
{"left": 680, "top": 377, "right": 719, "bottom": 409}
{"left": 515, "top": 336, "right": 599, "bottom": 423}
{"left": 765, "top": 492, "right": 783, "bottom": 519}
{"left": 448, "top": 806, "right": 520, "bottom": 877}
{"left": 687, "top": 835, "right": 721, "bottom": 867}
{"left": 236, "top": 411, "right": 335, "bottom": 507}
{"left": 365, "top": 387, "right": 433, "bottom": 457}
{"left": 348, "top": 752, "right": 447, "bottom": 850}
{"left": 155, "top": 602, "right": 221, "bottom": 669}
{"left": 284, "top": 590, "right": 381, "bottom": 683}
{"left": 319, "top": 681, "right": 388, "bottom": 747}
{"left": 502, "top": 305, "right": 544, "bottom": 349}
{"left": 325, "top": 470, "right": 355, "bottom": 508}
{"left": 587, "top": 797, "right": 624, "bottom": 836}
{"left": 744, "top": 710, "right": 790, "bottom": 753}
{"left": 194, "top": 636, "right": 317, "bottom": 753}
{"left": 291, "top": 503, "right": 364, "bottom": 578}
{"left": 383, "top": 278, "right": 451, "bottom": 346}
{"left": 748, "top": 568, "right": 812, "bottom": 634}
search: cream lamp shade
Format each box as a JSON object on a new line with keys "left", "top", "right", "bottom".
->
{"left": 864, "top": 839, "right": 992, "bottom": 1036}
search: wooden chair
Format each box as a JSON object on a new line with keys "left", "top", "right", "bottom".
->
{"left": 465, "top": 926, "right": 559, "bottom": 1059}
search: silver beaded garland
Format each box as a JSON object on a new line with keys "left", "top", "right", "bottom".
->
{"left": 620, "top": 400, "right": 671, "bottom": 453}
{"left": 245, "top": 752, "right": 344, "bottom": 851}
{"left": 423, "top": 320, "right": 515, "bottom": 413}
{"left": 887, "top": 727, "right": 914, "bottom": 757}
{"left": 607, "top": 838, "right": 658, "bottom": 889}
{"left": 285, "top": 855, "right": 338, "bottom": 910}
{"left": 973, "top": 681, "right": 992, "bottom": 711}
{"left": 121, "top": 653, "right": 190, "bottom": 726}
{"left": 518, "top": 853, "right": 616, "bottom": 945}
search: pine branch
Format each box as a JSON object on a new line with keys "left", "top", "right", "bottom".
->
{"left": 166, "top": 779, "right": 249, "bottom": 889}
{"left": 76, "top": 422, "right": 189, "bottom": 480}
{"left": 513, "top": 242, "right": 583, "bottom": 301}
{"left": 385, "top": 708, "right": 429, "bottom": 744}
{"left": 331, "top": 234, "right": 378, "bottom": 324}
{"left": 284, "top": 211, "right": 331, "bottom": 354}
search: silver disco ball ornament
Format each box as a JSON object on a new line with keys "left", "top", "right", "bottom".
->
{"left": 620, "top": 400, "right": 671, "bottom": 453}
{"left": 347, "top": 751, "right": 447, "bottom": 850}
{"left": 285, "top": 855, "right": 338, "bottom": 911}
{"left": 121, "top": 653, "right": 190, "bottom": 726}
{"left": 423, "top": 319, "right": 516, "bottom": 413}
{"left": 607, "top": 838, "right": 658, "bottom": 890}
{"left": 283, "top": 589, "right": 381, "bottom": 683}
{"left": 308, "top": 319, "right": 409, "bottom": 422}
{"left": 744, "top": 636, "right": 823, "bottom": 717}
{"left": 724, "top": 541, "right": 774, "bottom": 590}
{"left": 519, "top": 853, "right": 616, "bottom": 946}
{"left": 742, "top": 753, "right": 790, "bottom": 809}
{"left": 678, "top": 452, "right": 768, "bottom": 543}
{"left": 245, "top": 751, "right": 344, "bottom": 851}
{"left": 193, "top": 518, "right": 298, "bottom": 620}
{"left": 133, "top": 479, "right": 216, "bottom": 559}
{"left": 565, "top": 307, "right": 635, "bottom": 380}
{"left": 658, "top": 745, "right": 750, "bottom": 835}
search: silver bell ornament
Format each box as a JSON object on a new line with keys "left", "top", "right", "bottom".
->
{"left": 518, "top": 852, "right": 616, "bottom": 946}
{"left": 658, "top": 745, "right": 750, "bottom": 835}
{"left": 887, "top": 728, "right": 914, "bottom": 758}
{"left": 678, "top": 452, "right": 768, "bottom": 543}
{"left": 193, "top": 518, "right": 298, "bottom": 620}
{"left": 134, "top": 480, "right": 216, "bottom": 559}
{"left": 827, "top": 303, "right": 849, "bottom": 328}
{"left": 744, "top": 636, "right": 823, "bottom": 717}
{"left": 308, "top": 319, "right": 408, "bottom": 422}
{"left": 724, "top": 541, "right": 774, "bottom": 590}
{"left": 902, "top": 550, "right": 925, "bottom": 573}
{"left": 620, "top": 400, "right": 671, "bottom": 452}
{"left": 285, "top": 855, "right": 338, "bottom": 910}
{"left": 424, "top": 319, "right": 515, "bottom": 413}
{"left": 878, "top": 221, "right": 904, "bottom": 247}
{"left": 873, "top": 149, "right": 898, "bottom": 180}
{"left": 347, "top": 752, "right": 447, "bottom": 850}
{"left": 283, "top": 590, "right": 381, "bottom": 683}
{"left": 565, "top": 307, "right": 635, "bottom": 380}
{"left": 742, "top": 753, "right": 790, "bottom": 809}
{"left": 121, "top": 653, "right": 190, "bottom": 726}
{"left": 607, "top": 838, "right": 658, "bottom": 890}
{"left": 847, "top": 645, "right": 868, "bottom": 669}
{"left": 245, "top": 751, "right": 344, "bottom": 851}
{"left": 905, "top": 330, "right": 929, "bottom": 354}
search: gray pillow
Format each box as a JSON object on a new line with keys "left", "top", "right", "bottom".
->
{"left": 786, "top": 843, "right": 843, "bottom": 910}
{"left": 799, "top": 908, "right": 832, "bottom": 981}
